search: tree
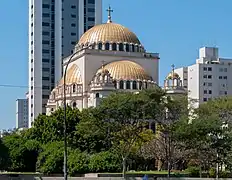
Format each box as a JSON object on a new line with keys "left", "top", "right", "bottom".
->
{"left": 96, "top": 89, "right": 164, "bottom": 178}
{"left": 24, "top": 107, "right": 80, "bottom": 146}
{"left": 0, "top": 138, "right": 9, "bottom": 170}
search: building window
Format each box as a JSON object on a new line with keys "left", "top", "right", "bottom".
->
{"left": 42, "top": 40, "right": 50, "bottom": 45}
{"left": 42, "top": 77, "right": 49, "bottom": 81}
{"left": 98, "top": 43, "right": 102, "bottom": 50}
{"left": 204, "top": 90, "right": 207, "bottom": 94}
{"left": 208, "top": 75, "right": 212, "bottom": 79}
{"left": 42, "top": 31, "right": 50, "bottom": 36}
{"left": 42, "top": 58, "right": 49, "bottom": 63}
{"left": 88, "top": 0, "right": 95, "bottom": 4}
{"left": 126, "top": 44, "right": 129, "bottom": 52}
{"left": 105, "top": 43, "right": 110, "bottom": 50}
{"left": 71, "top": 14, "right": 76, "bottom": 18}
{"left": 112, "top": 43, "right": 117, "bottom": 51}
{"left": 42, "top": 95, "right": 49, "bottom": 99}
{"left": 208, "top": 82, "right": 212, "bottom": 86}
{"left": 119, "top": 81, "right": 124, "bottom": 89}
{"left": 209, "top": 90, "right": 212, "bottom": 94}
{"left": 132, "top": 81, "right": 137, "bottom": 89}
{"left": 224, "top": 76, "right": 227, "bottom": 79}
{"left": 71, "top": 5, "right": 76, "bottom": 9}
{"left": 42, "top": 68, "right": 50, "bottom": 72}
{"left": 119, "top": 43, "right": 124, "bottom": 51}
{"left": 42, "top": 13, "right": 50, "bottom": 17}
{"left": 126, "top": 81, "right": 130, "bottom": 89}
{"left": 71, "top": 32, "right": 76, "bottom": 36}
{"left": 96, "top": 93, "right": 99, "bottom": 98}
{"left": 42, "top": 49, "right": 49, "bottom": 53}
{"left": 203, "top": 75, "right": 207, "bottom": 78}
{"left": 42, "top": 86, "right": 50, "bottom": 90}
{"left": 208, "top": 67, "right": 212, "bottom": 71}
{"left": 225, "top": 91, "right": 228, "bottom": 95}
{"left": 203, "top": 67, "right": 207, "bottom": 71}
{"left": 42, "top": 4, "right": 50, "bottom": 8}
{"left": 73, "top": 102, "right": 77, "bottom": 108}
{"left": 88, "top": 8, "right": 95, "bottom": 12}
{"left": 219, "top": 76, "right": 222, "bottom": 79}
{"left": 88, "top": 17, "right": 95, "bottom": 21}
{"left": 203, "top": 98, "right": 207, "bottom": 102}
{"left": 73, "top": 84, "right": 76, "bottom": 92}
{"left": 42, "top": 22, "right": 50, "bottom": 26}
{"left": 71, "top": 23, "right": 76, "bottom": 27}
{"left": 224, "top": 68, "right": 227, "bottom": 72}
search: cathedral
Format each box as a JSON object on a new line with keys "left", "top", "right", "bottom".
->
{"left": 46, "top": 8, "right": 162, "bottom": 115}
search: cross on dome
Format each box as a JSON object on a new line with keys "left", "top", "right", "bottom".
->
{"left": 106, "top": 5, "right": 113, "bottom": 23}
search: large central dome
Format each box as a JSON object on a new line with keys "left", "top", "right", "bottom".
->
{"left": 78, "top": 22, "right": 141, "bottom": 45}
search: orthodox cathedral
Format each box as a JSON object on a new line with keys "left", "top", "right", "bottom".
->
{"left": 46, "top": 7, "right": 185, "bottom": 115}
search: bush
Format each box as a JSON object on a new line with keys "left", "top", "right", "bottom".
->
{"left": 186, "top": 166, "right": 200, "bottom": 177}
{"left": 209, "top": 168, "right": 215, "bottom": 178}
{"left": 68, "top": 150, "right": 89, "bottom": 176}
{"left": 89, "top": 151, "right": 121, "bottom": 173}
{"left": 220, "top": 171, "right": 228, "bottom": 178}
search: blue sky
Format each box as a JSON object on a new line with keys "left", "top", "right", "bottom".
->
{"left": 0, "top": 0, "right": 232, "bottom": 129}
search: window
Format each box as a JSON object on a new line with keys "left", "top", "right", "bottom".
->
{"left": 88, "top": 17, "right": 95, "bottom": 21}
{"left": 203, "top": 75, "right": 207, "bottom": 78}
{"left": 98, "top": 43, "right": 102, "bottom": 50}
{"left": 208, "top": 83, "right": 212, "bottom": 86}
{"left": 42, "top": 77, "right": 49, "bottom": 81}
{"left": 203, "top": 67, "right": 207, "bottom": 71}
{"left": 219, "top": 68, "right": 223, "bottom": 72}
{"left": 209, "top": 90, "right": 212, "bottom": 94}
{"left": 119, "top": 43, "right": 124, "bottom": 51}
{"left": 219, "top": 76, "right": 222, "bottom": 79}
{"left": 71, "top": 23, "right": 76, "bottom": 27}
{"left": 73, "top": 102, "right": 77, "bottom": 108}
{"left": 42, "top": 95, "right": 49, "bottom": 99}
{"left": 208, "top": 67, "right": 212, "bottom": 71}
{"left": 88, "top": 8, "right": 95, "bottom": 12}
{"left": 42, "top": 22, "right": 50, "bottom": 26}
{"left": 224, "top": 76, "right": 227, "bottom": 79}
{"left": 125, "top": 44, "right": 129, "bottom": 52}
{"left": 119, "top": 81, "right": 124, "bottom": 89}
{"left": 203, "top": 82, "right": 206, "bottom": 86}
{"left": 42, "top": 86, "right": 50, "bottom": 90}
{"left": 42, "top": 4, "right": 50, "bottom": 8}
{"left": 42, "top": 68, "right": 50, "bottom": 72}
{"left": 204, "top": 90, "right": 207, "bottom": 94}
{"left": 71, "top": 14, "right": 76, "bottom": 18}
{"left": 203, "top": 98, "right": 207, "bottom": 102}
{"left": 31, "top": 23, "right": 33, "bottom": 27}
{"left": 131, "top": 44, "right": 135, "bottom": 52}
{"left": 31, "top": 68, "right": 33, "bottom": 72}
{"left": 132, "top": 81, "right": 137, "bottom": 89}
{"left": 73, "top": 84, "right": 76, "bottom": 92}
{"left": 96, "top": 93, "right": 100, "bottom": 98}
{"left": 225, "top": 91, "right": 228, "bottom": 95}
{"left": 42, "top": 40, "right": 50, "bottom": 45}
{"left": 112, "top": 43, "right": 117, "bottom": 51}
{"left": 208, "top": 75, "right": 212, "bottom": 79}
{"left": 71, "top": 5, "right": 76, "bottom": 8}
{"left": 42, "top": 49, "right": 49, "bottom": 53}
{"left": 126, "top": 81, "right": 130, "bottom": 89}
{"left": 42, "top": 13, "right": 50, "bottom": 17}
{"left": 88, "top": 0, "right": 95, "bottom": 4}
{"left": 71, "top": 32, "right": 76, "bottom": 36}
{"left": 42, "top": 58, "right": 49, "bottom": 63}
{"left": 42, "top": 31, "right": 50, "bottom": 36}
{"left": 224, "top": 68, "right": 227, "bottom": 72}
{"left": 71, "top": 41, "right": 76, "bottom": 45}
{"left": 31, "top": 59, "right": 33, "bottom": 63}
{"left": 105, "top": 43, "right": 110, "bottom": 50}
{"left": 139, "top": 81, "right": 142, "bottom": 90}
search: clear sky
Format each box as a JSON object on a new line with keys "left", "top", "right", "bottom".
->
{"left": 0, "top": 0, "right": 232, "bottom": 129}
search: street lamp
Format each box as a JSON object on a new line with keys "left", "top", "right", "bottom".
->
{"left": 63, "top": 43, "right": 94, "bottom": 180}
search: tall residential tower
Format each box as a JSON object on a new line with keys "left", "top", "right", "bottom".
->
{"left": 28, "top": 0, "right": 102, "bottom": 127}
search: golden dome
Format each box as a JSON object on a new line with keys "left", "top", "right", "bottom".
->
{"left": 166, "top": 72, "right": 179, "bottom": 80}
{"left": 59, "top": 64, "right": 82, "bottom": 85}
{"left": 78, "top": 22, "right": 141, "bottom": 45}
{"left": 97, "top": 60, "right": 152, "bottom": 80}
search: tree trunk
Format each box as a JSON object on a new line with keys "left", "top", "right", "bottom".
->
{"left": 122, "top": 157, "right": 126, "bottom": 179}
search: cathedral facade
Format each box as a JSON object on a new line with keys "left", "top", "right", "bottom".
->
{"left": 46, "top": 9, "right": 160, "bottom": 115}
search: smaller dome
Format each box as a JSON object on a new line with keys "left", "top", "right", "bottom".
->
{"left": 166, "top": 72, "right": 179, "bottom": 80}
{"left": 59, "top": 64, "right": 82, "bottom": 85}
{"left": 97, "top": 60, "right": 152, "bottom": 81}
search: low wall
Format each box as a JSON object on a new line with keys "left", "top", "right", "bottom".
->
{"left": 1, "top": 175, "right": 232, "bottom": 180}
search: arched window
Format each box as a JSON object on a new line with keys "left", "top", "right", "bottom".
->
{"left": 112, "top": 43, "right": 117, "bottom": 51}
{"left": 125, "top": 44, "right": 129, "bottom": 52}
{"left": 73, "top": 84, "right": 76, "bottom": 93}
{"left": 132, "top": 81, "right": 137, "bottom": 89}
{"left": 73, "top": 102, "right": 77, "bottom": 108}
{"left": 126, "top": 81, "right": 130, "bottom": 89}
{"left": 131, "top": 44, "right": 135, "bottom": 52}
{"left": 139, "top": 81, "right": 143, "bottom": 90}
{"left": 105, "top": 43, "right": 110, "bottom": 50}
{"left": 119, "top": 80, "right": 124, "bottom": 89}
{"left": 135, "top": 45, "right": 138, "bottom": 52}
{"left": 119, "top": 43, "right": 124, "bottom": 51}
{"left": 144, "top": 82, "right": 148, "bottom": 89}
{"left": 98, "top": 43, "right": 102, "bottom": 50}
{"left": 96, "top": 93, "right": 100, "bottom": 98}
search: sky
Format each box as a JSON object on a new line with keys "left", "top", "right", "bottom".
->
{"left": 0, "top": 0, "right": 232, "bottom": 129}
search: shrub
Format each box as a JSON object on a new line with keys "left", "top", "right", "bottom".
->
{"left": 68, "top": 150, "right": 89, "bottom": 176}
{"left": 186, "top": 166, "right": 200, "bottom": 177}
{"left": 209, "top": 168, "right": 215, "bottom": 178}
{"left": 89, "top": 151, "right": 121, "bottom": 173}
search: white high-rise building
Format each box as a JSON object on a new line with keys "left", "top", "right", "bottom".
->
{"left": 16, "top": 99, "right": 29, "bottom": 129}
{"left": 28, "top": 0, "right": 102, "bottom": 127}
{"left": 171, "top": 47, "right": 232, "bottom": 108}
